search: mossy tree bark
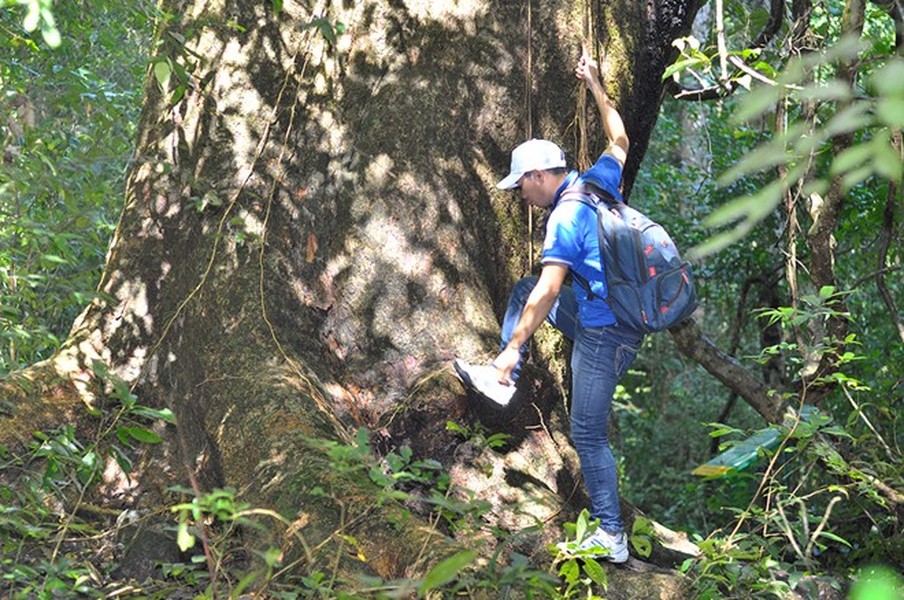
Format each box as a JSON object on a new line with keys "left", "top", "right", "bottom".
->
{"left": 2, "top": 0, "right": 708, "bottom": 591}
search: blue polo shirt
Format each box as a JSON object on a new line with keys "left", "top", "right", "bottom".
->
{"left": 540, "top": 154, "right": 621, "bottom": 327}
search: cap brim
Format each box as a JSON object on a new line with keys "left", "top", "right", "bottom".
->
{"left": 496, "top": 172, "right": 522, "bottom": 190}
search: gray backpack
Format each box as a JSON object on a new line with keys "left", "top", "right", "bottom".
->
{"left": 562, "top": 182, "right": 697, "bottom": 333}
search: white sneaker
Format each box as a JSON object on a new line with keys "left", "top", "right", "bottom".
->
{"left": 453, "top": 359, "right": 516, "bottom": 407}
{"left": 578, "top": 528, "right": 629, "bottom": 563}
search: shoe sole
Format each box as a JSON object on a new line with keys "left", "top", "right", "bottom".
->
{"left": 452, "top": 359, "right": 474, "bottom": 389}
{"left": 606, "top": 550, "right": 629, "bottom": 564}
{"left": 452, "top": 359, "right": 513, "bottom": 408}
{"left": 580, "top": 549, "right": 629, "bottom": 564}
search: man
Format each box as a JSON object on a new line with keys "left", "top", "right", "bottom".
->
{"left": 454, "top": 52, "right": 643, "bottom": 563}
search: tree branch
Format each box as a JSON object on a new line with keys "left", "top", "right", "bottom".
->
{"left": 753, "top": 0, "right": 786, "bottom": 48}
{"left": 727, "top": 55, "right": 782, "bottom": 86}
{"left": 669, "top": 318, "right": 783, "bottom": 423}
{"left": 715, "top": 0, "right": 730, "bottom": 87}
{"left": 669, "top": 81, "right": 729, "bottom": 101}
{"left": 668, "top": 0, "right": 786, "bottom": 102}
{"left": 802, "top": 0, "right": 865, "bottom": 395}
{"left": 814, "top": 438, "right": 904, "bottom": 507}
{"left": 790, "top": 0, "right": 815, "bottom": 51}
{"left": 850, "top": 265, "right": 903, "bottom": 290}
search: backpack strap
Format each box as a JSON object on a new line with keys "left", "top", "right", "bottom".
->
{"left": 556, "top": 184, "right": 612, "bottom": 302}
{"left": 569, "top": 269, "right": 597, "bottom": 300}
{"left": 561, "top": 181, "right": 620, "bottom": 207}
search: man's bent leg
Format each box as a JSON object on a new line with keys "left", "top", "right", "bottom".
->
{"left": 500, "top": 276, "right": 578, "bottom": 382}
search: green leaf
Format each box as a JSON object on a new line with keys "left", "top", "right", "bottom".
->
{"left": 817, "top": 531, "right": 851, "bottom": 547}
{"left": 171, "top": 85, "right": 186, "bottom": 104}
{"left": 42, "top": 25, "right": 61, "bottom": 49}
{"left": 662, "top": 56, "right": 708, "bottom": 81}
{"left": 688, "top": 220, "right": 756, "bottom": 260}
{"left": 121, "top": 426, "right": 162, "bottom": 444}
{"left": 706, "top": 179, "right": 784, "bottom": 228}
{"left": 445, "top": 421, "right": 466, "bottom": 435}
{"left": 796, "top": 80, "right": 852, "bottom": 102}
{"left": 582, "top": 556, "right": 608, "bottom": 585}
{"left": 575, "top": 509, "right": 591, "bottom": 542}
{"left": 871, "top": 61, "right": 904, "bottom": 98}
{"left": 116, "top": 427, "right": 132, "bottom": 447}
{"left": 315, "top": 20, "right": 336, "bottom": 44}
{"left": 418, "top": 550, "right": 477, "bottom": 595}
{"left": 792, "top": 127, "right": 833, "bottom": 155}
{"left": 485, "top": 433, "right": 511, "bottom": 448}
{"left": 132, "top": 406, "right": 177, "bottom": 424}
{"left": 818, "top": 285, "right": 836, "bottom": 299}
{"left": 751, "top": 60, "right": 777, "bottom": 79}
{"left": 153, "top": 60, "right": 171, "bottom": 90}
{"left": 717, "top": 123, "right": 807, "bottom": 186}
{"left": 707, "top": 425, "right": 742, "bottom": 438}
{"left": 32, "top": 148, "right": 59, "bottom": 176}
{"left": 22, "top": 2, "right": 40, "bottom": 31}
{"left": 823, "top": 103, "right": 871, "bottom": 137}
{"left": 872, "top": 137, "right": 903, "bottom": 182}
{"left": 850, "top": 565, "right": 904, "bottom": 600}
{"left": 231, "top": 570, "right": 261, "bottom": 598}
{"left": 733, "top": 84, "right": 783, "bottom": 123}
{"left": 81, "top": 449, "right": 98, "bottom": 470}
{"left": 830, "top": 141, "right": 874, "bottom": 176}
{"left": 261, "top": 546, "right": 282, "bottom": 567}
{"left": 558, "top": 558, "right": 580, "bottom": 584}
{"left": 875, "top": 97, "right": 904, "bottom": 128}
{"left": 820, "top": 426, "right": 854, "bottom": 439}
{"left": 177, "top": 520, "right": 195, "bottom": 552}
{"left": 111, "top": 445, "right": 133, "bottom": 474}
{"left": 841, "top": 165, "right": 874, "bottom": 190}
{"left": 632, "top": 516, "right": 653, "bottom": 536}
{"left": 631, "top": 534, "right": 653, "bottom": 558}
{"left": 91, "top": 360, "right": 110, "bottom": 379}
{"left": 39, "top": 254, "right": 69, "bottom": 266}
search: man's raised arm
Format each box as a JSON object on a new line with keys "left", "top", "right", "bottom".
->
{"left": 575, "top": 50, "right": 629, "bottom": 166}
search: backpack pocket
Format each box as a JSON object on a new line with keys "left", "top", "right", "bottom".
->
{"left": 649, "top": 263, "right": 696, "bottom": 330}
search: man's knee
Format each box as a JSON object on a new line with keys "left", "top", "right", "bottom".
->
{"left": 511, "top": 275, "right": 539, "bottom": 301}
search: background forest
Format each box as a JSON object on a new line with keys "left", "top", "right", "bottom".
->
{"left": 1, "top": 0, "right": 902, "bottom": 598}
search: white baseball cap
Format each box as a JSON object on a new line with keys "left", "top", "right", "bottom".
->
{"left": 496, "top": 139, "right": 567, "bottom": 189}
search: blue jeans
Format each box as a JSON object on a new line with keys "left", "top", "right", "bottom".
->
{"left": 500, "top": 276, "right": 579, "bottom": 381}
{"left": 501, "top": 276, "right": 643, "bottom": 533}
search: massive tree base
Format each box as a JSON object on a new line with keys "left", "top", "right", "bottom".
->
{"left": 3, "top": 353, "right": 699, "bottom": 594}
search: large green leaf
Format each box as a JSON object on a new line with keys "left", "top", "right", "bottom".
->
{"left": 418, "top": 550, "right": 477, "bottom": 596}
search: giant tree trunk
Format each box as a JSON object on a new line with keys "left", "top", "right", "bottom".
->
{"left": 1, "top": 0, "right": 702, "bottom": 592}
